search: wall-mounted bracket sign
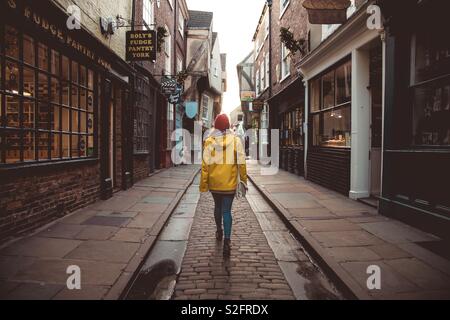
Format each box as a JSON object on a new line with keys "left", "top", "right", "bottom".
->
{"left": 161, "top": 77, "right": 178, "bottom": 96}
{"left": 126, "top": 30, "right": 156, "bottom": 61}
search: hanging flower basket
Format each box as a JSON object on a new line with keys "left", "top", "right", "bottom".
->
{"left": 303, "top": 0, "right": 351, "bottom": 24}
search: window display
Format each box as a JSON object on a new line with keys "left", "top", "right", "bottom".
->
{"left": 310, "top": 60, "right": 352, "bottom": 148}
{"left": 411, "top": 31, "right": 450, "bottom": 147}
{"left": 280, "top": 108, "right": 303, "bottom": 147}
{"left": 0, "top": 26, "right": 96, "bottom": 164}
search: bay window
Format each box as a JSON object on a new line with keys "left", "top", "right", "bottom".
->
{"left": 1, "top": 26, "right": 96, "bottom": 165}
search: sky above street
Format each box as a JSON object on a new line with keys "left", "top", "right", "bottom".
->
{"left": 186, "top": 0, "right": 264, "bottom": 115}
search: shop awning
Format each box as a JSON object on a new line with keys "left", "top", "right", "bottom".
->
{"left": 303, "top": 0, "right": 351, "bottom": 24}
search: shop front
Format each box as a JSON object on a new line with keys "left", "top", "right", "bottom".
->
{"left": 299, "top": 4, "right": 382, "bottom": 198}
{"left": 0, "top": 0, "right": 133, "bottom": 240}
{"left": 270, "top": 79, "right": 305, "bottom": 176}
{"left": 380, "top": 0, "right": 450, "bottom": 238}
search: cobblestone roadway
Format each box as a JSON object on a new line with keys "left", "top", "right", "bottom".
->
{"left": 173, "top": 193, "right": 295, "bottom": 300}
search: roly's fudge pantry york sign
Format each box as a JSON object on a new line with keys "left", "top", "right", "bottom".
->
{"left": 126, "top": 30, "right": 157, "bottom": 62}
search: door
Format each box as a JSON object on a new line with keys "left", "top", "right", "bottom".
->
{"left": 100, "top": 78, "right": 113, "bottom": 199}
{"left": 369, "top": 44, "right": 383, "bottom": 197}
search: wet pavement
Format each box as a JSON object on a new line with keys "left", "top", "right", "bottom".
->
{"left": 126, "top": 173, "right": 341, "bottom": 300}
{"left": 124, "top": 180, "right": 200, "bottom": 300}
{"left": 0, "top": 165, "right": 200, "bottom": 300}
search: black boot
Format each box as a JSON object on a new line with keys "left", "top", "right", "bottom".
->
{"left": 223, "top": 239, "right": 231, "bottom": 257}
{"left": 216, "top": 229, "right": 223, "bottom": 241}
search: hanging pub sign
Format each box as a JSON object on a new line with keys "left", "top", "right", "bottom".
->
{"left": 126, "top": 30, "right": 156, "bottom": 61}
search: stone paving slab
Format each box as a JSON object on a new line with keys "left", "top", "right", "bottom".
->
{"left": 248, "top": 163, "right": 450, "bottom": 300}
{"left": 0, "top": 165, "right": 200, "bottom": 300}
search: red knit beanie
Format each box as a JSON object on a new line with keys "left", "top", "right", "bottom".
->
{"left": 214, "top": 114, "right": 230, "bottom": 132}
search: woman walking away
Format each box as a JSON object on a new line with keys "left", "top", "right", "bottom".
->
{"left": 200, "top": 114, "right": 248, "bottom": 257}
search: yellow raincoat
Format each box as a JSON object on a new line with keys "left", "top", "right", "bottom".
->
{"left": 200, "top": 132, "right": 248, "bottom": 193}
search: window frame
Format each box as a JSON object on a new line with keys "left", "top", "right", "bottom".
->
{"left": 1, "top": 25, "right": 97, "bottom": 166}
{"left": 164, "top": 26, "right": 171, "bottom": 75}
{"left": 279, "top": 0, "right": 291, "bottom": 19}
{"left": 143, "top": 0, "right": 155, "bottom": 30}
{"left": 281, "top": 43, "right": 291, "bottom": 81}
{"left": 408, "top": 32, "right": 450, "bottom": 149}
{"left": 178, "top": 9, "right": 185, "bottom": 37}
{"left": 309, "top": 58, "right": 352, "bottom": 149}
{"left": 134, "top": 76, "right": 151, "bottom": 154}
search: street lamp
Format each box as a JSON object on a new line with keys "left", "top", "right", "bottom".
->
{"left": 266, "top": 0, "right": 273, "bottom": 7}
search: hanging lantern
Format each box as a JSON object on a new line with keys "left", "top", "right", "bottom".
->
{"left": 303, "top": 0, "right": 352, "bottom": 25}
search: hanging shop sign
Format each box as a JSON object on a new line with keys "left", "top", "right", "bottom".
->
{"left": 185, "top": 101, "right": 199, "bottom": 119}
{"left": 126, "top": 30, "right": 157, "bottom": 61}
{"left": 252, "top": 100, "right": 265, "bottom": 112}
{"left": 168, "top": 84, "right": 184, "bottom": 105}
{"left": 161, "top": 77, "right": 178, "bottom": 96}
{"left": 303, "top": 0, "right": 351, "bottom": 24}
{"left": 241, "top": 91, "right": 256, "bottom": 102}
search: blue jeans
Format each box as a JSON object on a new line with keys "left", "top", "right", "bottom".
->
{"left": 211, "top": 193, "right": 235, "bottom": 240}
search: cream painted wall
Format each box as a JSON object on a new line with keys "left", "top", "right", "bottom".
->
{"left": 52, "top": 0, "right": 132, "bottom": 60}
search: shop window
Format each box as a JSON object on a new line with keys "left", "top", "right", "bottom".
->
{"left": 5, "top": 26, "right": 19, "bottom": 59}
{"left": 312, "top": 107, "right": 351, "bottom": 147}
{"left": 23, "top": 66, "right": 35, "bottom": 98}
{"left": 310, "top": 78, "right": 321, "bottom": 112}
{"left": 411, "top": 32, "right": 450, "bottom": 147}
{"left": 322, "top": 70, "right": 335, "bottom": 108}
{"left": 38, "top": 43, "right": 48, "bottom": 71}
{"left": 310, "top": 59, "right": 352, "bottom": 148}
{"left": 23, "top": 35, "right": 35, "bottom": 66}
{"left": 336, "top": 61, "right": 352, "bottom": 105}
{"left": 280, "top": 108, "right": 303, "bottom": 147}
{"left": 51, "top": 50, "right": 60, "bottom": 76}
{"left": 5, "top": 61, "right": 20, "bottom": 94}
{"left": 134, "top": 77, "right": 151, "bottom": 154}
{"left": 0, "top": 27, "right": 96, "bottom": 165}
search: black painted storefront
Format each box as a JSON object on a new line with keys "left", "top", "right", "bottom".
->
{"left": 380, "top": 0, "right": 450, "bottom": 238}
{"left": 270, "top": 78, "right": 305, "bottom": 177}
{"left": 0, "top": 0, "right": 135, "bottom": 238}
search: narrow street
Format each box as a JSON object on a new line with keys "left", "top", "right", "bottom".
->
{"left": 125, "top": 173, "right": 341, "bottom": 300}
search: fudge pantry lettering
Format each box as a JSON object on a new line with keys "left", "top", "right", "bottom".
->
{"left": 126, "top": 31, "right": 157, "bottom": 61}
{"left": 5, "top": 0, "right": 112, "bottom": 70}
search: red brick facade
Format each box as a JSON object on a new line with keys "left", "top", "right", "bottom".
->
{"left": 0, "top": 163, "right": 101, "bottom": 240}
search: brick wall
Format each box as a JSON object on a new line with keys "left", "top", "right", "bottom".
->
{"left": 271, "top": 0, "right": 309, "bottom": 97}
{"left": 0, "top": 163, "right": 101, "bottom": 241}
{"left": 133, "top": 156, "right": 150, "bottom": 182}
